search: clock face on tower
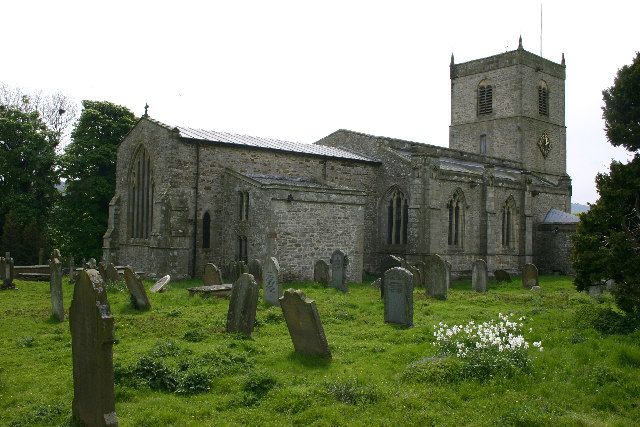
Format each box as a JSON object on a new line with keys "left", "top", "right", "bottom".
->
{"left": 537, "top": 131, "right": 551, "bottom": 158}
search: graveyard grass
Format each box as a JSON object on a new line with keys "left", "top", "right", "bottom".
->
{"left": 1, "top": 276, "right": 639, "bottom": 426}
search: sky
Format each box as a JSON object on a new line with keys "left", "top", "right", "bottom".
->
{"left": 2, "top": 0, "right": 638, "bottom": 204}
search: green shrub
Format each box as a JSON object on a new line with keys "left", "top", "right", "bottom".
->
{"left": 16, "top": 336, "right": 35, "bottom": 348}
{"left": 241, "top": 372, "right": 278, "bottom": 406}
{"left": 183, "top": 329, "right": 206, "bottom": 342}
{"left": 133, "top": 356, "right": 179, "bottom": 392}
{"left": 176, "top": 369, "right": 211, "bottom": 395}
{"left": 324, "top": 379, "right": 378, "bottom": 405}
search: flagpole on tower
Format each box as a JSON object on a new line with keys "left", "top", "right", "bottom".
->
{"left": 540, "top": 3, "right": 543, "bottom": 56}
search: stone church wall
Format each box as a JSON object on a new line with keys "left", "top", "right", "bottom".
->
{"left": 535, "top": 223, "right": 576, "bottom": 275}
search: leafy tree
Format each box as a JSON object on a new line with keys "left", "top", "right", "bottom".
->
{"left": 0, "top": 107, "right": 59, "bottom": 263}
{"left": 573, "top": 52, "right": 640, "bottom": 314}
{"left": 57, "top": 101, "right": 136, "bottom": 259}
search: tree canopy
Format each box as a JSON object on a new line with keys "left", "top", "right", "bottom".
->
{"left": 602, "top": 52, "right": 640, "bottom": 151}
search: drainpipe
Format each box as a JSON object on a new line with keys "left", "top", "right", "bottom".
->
{"left": 191, "top": 141, "right": 200, "bottom": 278}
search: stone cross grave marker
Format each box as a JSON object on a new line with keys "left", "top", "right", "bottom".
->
{"left": 313, "top": 259, "right": 330, "bottom": 285}
{"left": 226, "top": 273, "right": 259, "bottom": 336}
{"left": 49, "top": 250, "right": 64, "bottom": 321}
{"left": 151, "top": 275, "right": 171, "bottom": 293}
{"left": 330, "top": 249, "right": 349, "bottom": 292}
{"left": 471, "top": 259, "right": 488, "bottom": 293}
{"left": 123, "top": 266, "right": 151, "bottom": 310}
{"left": 522, "top": 263, "right": 539, "bottom": 289}
{"left": 262, "top": 257, "right": 281, "bottom": 306}
{"left": 383, "top": 267, "right": 414, "bottom": 327}
{"left": 70, "top": 269, "right": 118, "bottom": 427}
{"left": 105, "top": 263, "right": 119, "bottom": 284}
{"left": 203, "top": 263, "right": 222, "bottom": 286}
{"left": 494, "top": 269, "right": 511, "bottom": 282}
{"left": 279, "top": 289, "right": 331, "bottom": 358}
{"left": 248, "top": 259, "right": 263, "bottom": 284}
{"left": 424, "top": 254, "right": 447, "bottom": 300}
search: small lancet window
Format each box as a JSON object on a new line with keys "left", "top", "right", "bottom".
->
{"left": 237, "top": 235, "right": 248, "bottom": 262}
{"left": 202, "top": 211, "right": 211, "bottom": 249}
{"left": 478, "top": 80, "right": 493, "bottom": 115}
{"left": 238, "top": 191, "right": 249, "bottom": 221}
{"left": 447, "top": 189, "right": 466, "bottom": 248}
{"left": 480, "top": 134, "right": 487, "bottom": 155}
{"left": 538, "top": 81, "right": 549, "bottom": 116}
{"left": 501, "top": 197, "right": 516, "bottom": 248}
{"left": 128, "top": 145, "right": 154, "bottom": 239}
{"left": 386, "top": 189, "right": 408, "bottom": 245}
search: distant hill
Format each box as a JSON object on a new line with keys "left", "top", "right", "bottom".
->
{"left": 571, "top": 203, "right": 590, "bottom": 214}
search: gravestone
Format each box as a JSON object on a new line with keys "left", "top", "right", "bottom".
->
{"left": 227, "top": 261, "right": 239, "bottom": 283}
{"left": 313, "top": 259, "right": 330, "bottom": 285}
{"left": 236, "top": 261, "right": 248, "bottom": 279}
{"left": 381, "top": 255, "right": 404, "bottom": 275}
{"left": 49, "top": 250, "right": 64, "bottom": 321}
{"left": 383, "top": 267, "right": 414, "bottom": 327}
{"left": 151, "top": 275, "right": 170, "bottom": 293}
{"left": 279, "top": 289, "right": 331, "bottom": 358}
{"left": 86, "top": 258, "right": 97, "bottom": 269}
{"left": 203, "top": 263, "right": 222, "bottom": 286}
{"left": 494, "top": 269, "right": 511, "bottom": 282}
{"left": 444, "top": 260, "right": 452, "bottom": 290}
{"left": 98, "top": 261, "right": 106, "bottom": 281}
{"left": 1, "top": 252, "right": 15, "bottom": 290}
{"left": 69, "top": 269, "right": 118, "bottom": 427}
{"left": 330, "top": 250, "right": 349, "bottom": 292}
{"left": 522, "top": 263, "right": 539, "bottom": 289}
{"left": 424, "top": 254, "right": 447, "bottom": 300}
{"left": 471, "top": 259, "right": 488, "bottom": 293}
{"left": 248, "top": 259, "right": 263, "bottom": 284}
{"left": 123, "top": 266, "right": 151, "bottom": 310}
{"left": 105, "top": 263, "right": 119, "bottom": 284}
{"left": 409, "top": 265, "right": 422, "bottom": 289}
{"left": 414, "top": 261, "right": 427, "bottom": 289}
{"left": 0, "top": 257, "right": 5, "bottom": 287}
{"left": 226, "top": 273, "right": 259, "bottom": 336}
{"left": 262, "top": 257, "right": 281, "bottom": 306}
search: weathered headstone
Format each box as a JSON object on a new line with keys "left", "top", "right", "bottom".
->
{"left": 424, "top": 254, "right": 447, "bottom": 299}
{"left": 1, "top": 252, "right": 15, "bottom": 290}
{"left": 471, "top": 259, "right": 488, "bottom": 293}
{"left": 69, "top": 269, "right": 118, "bottom": 427}
{"left": 227, "top": 261, "right": 239, "bottom": 283}
{"left": 330, "top": 250, "right": 349, "bottom": 292}
{"left": 151, "top": 275, "right": 170, "bottom": 293}
{"left": 105, "top": 263, "right": 119, "bottom": 284}
{"left": 381, "top": 255, "right": 404, "bottom": 275}
{"left": 98, "top": 261, "right": 107, "bottom": 281}
{"left": 203, "top": 263, "right": 222, "bottom": 286}
{"left": 414, "top": 261, "right": 427, "bottom": 289}
{"left": 50, "top": 250, "right": 64, "bottom": 321}
{"left": 248, "top": 259, "right": 263, "bottom": 284}
{"left": 313, "top": 259, "right": 330, "bottom": 285}
{"left": 226, "top": 273, "right": 259, "bottom": 336}
{"left": 279, "top": 289, "right": 331, "bottom": 358}
{"left": 123, "top": 266, "right": 151, "bottom": 310}
{"left": 522, "top": 263, "right": 539, "bottom": 289}
{"left": 408, "top": 265, "right": 422, "bottom": 289}
{"left": 383, "top": 267, "right": 414, "bottom": 327}
{"left": 494, "top": 269, "right": 511, "bottom": 282}
{"left": 262, "top": 257, "right": 282, "bottom": 306}
{"left": 444, "top": 260, "right": 452, "bottom": 290}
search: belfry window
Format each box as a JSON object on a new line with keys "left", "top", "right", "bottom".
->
{"left": 478, "top": 80, "right": 493, "bottom": 115}
{"left": 502, "top": 197, "right": 516, "bottom": 248}
{"left": 128, "top": 146, "right": 154, "bottom": 239}
{"left": 447, "top": 189, "right": 466, "bottom": 248}
{"left": 386, "top": 189, "right": 408, "bottom": 245}
{"left": 238, "top": 191, "right": 249, "bottom": 221}
{"left": 538, "top": 81, "right": 549, "bottom": 116}
{"left": 202, "top": 211, "right": 211, "bottom": 249}
{"left": 237, "top": 236, "right": 248, "bottom": 262}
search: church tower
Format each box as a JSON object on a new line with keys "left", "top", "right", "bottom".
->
{"left": 449, "top": 37, "right": 567, "bottom": 177}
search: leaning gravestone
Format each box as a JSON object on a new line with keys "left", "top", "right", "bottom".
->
{"left": 313, "top": 259, "right": 330, "bottom": 285}
{"left": 105, "top": 263, "right": 119, "bottom": 284}
{"left": 522, "top": 263, "right": 539, "bottom": 289}
{"left": 248, "top": 259, "right": 263, "bottom": 284}
{"left": 279, "top": 289, "right": 331, "bottom": 358}
{"left": 49, "top": 251, "right": 64, "bottom": 321}
{"left": 471, "top": 259, "right": 488, "bottom": 293}
{"left": 262, "top": 257, "right": 281, "bottom": 306}
{"left": 69, "top": 269, "right": 118, "bottom": 427}
{"left": 203, "top": 263, "right": 222, "bottom": 287}
{"left": 123, "top": 266, "right": 151, "bottom": 310}
{"left": 226, "top": 273, "right": 259, "bottom": 336}
{"left": 424, "top": 254, "right": 447, "bottom": 300}
{"left": 494, "top": 269, "right": 511, "bottom": 282}
{"left": 383, "top": 267, "right": 414, "bottom": 327}
{"left": 151, "top": 275, "right": 171, "bottom": 293}
{"left": 330, "top": 250, "right": 349, "bottom": 293}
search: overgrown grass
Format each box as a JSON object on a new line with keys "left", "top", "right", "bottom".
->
{"left": 1, "top": 275, "right": 639, "bottom": 426}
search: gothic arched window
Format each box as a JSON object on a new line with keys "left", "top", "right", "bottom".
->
{"left": 538, "top": 81, "right": 549, "bottom": 116}
{"left": 502, "top": 196, "right": 516, "bottom": 248}
{"left": 478, "top": 79, "right": 493, "bottom": 115}
{"left": 128, "top": 145, "right": 154, "bottom": 239}
{"left": 237, "top": 235, "right": 247, "bottom": 262}
{"left": 202, "top": 211, "right": 211, "bottom": 249}
{"left": 386, "top": 189, "right": 408, "bottom": 245}
{"left": 447, "top": 189, "right": 466, "bottom": 248}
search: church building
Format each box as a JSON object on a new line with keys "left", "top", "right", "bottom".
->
{"left": 103, "top": 40, "right": 577, "bottom": 281}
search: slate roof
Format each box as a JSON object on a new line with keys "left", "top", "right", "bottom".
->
{"left": 177, "top": 126, "right": 376, "bottom": 163}
{"left": 543, "top": 208, "right": 580, "bottom": 224}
